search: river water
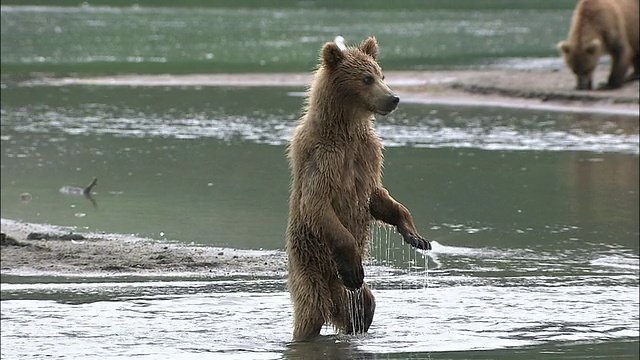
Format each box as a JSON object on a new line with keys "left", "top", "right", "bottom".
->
{"left": 1, "top": 3, "right": 639, "bottom": 359}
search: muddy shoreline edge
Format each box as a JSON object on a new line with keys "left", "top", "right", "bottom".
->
{"left": 1, "top": 218, "right": 287, "bottom": 277}
{"left": 34, "top": 67, "right": 640, "bottom": 115}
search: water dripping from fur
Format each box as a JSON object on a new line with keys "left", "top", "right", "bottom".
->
{"left": 344, "top": 287, "right": 365, "bottom": 336}
{"left": 369, "top": 221, "right": 431, "bottom": 289}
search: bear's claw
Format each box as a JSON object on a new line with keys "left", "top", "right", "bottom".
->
{"left": 403, "top": 234, "right": 432, "bottom": 251}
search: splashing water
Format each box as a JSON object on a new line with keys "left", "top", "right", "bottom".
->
{"left": 368, "top": 221, "right": 430, "bottom": 289}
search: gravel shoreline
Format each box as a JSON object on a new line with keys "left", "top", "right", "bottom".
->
{"left": 35, "top": 67, "right": 640, "bottom": 115}
{"left": 1, "top": 219, "right": 287, "bottom": 277}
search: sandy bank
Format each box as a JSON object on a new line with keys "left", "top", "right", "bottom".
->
{"left": 1, "top": 219, "right": 287, "bottom": 277}
{"left": 31, "top": 66, "right": 640, "bottom": 116}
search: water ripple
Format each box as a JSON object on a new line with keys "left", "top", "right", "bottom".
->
{"left": 1, "top": 280, "right": 637, "bottom": 359}
{"left": 2, "top": 106, "right": 638, "bottom": 154}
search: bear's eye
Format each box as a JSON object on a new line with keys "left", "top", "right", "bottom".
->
{"left": 363, "top": 76, "right": 374, "bottom": 85}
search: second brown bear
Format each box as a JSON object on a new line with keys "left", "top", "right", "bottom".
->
{"left": 558, "top": 0, "right": 639, "bottom": 90}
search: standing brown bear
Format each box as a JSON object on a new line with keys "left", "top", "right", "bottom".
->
{"left": 285, "top": 36, "right": 431, "bottom": 342}
{"left": 557, "top": 0, "right": 640, "bottom": 90}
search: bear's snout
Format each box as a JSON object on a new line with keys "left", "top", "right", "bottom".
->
{"left": 378, "top": 95, "right": 399, "bottom": 115}
{"left": 575, "top": 76, "right": 593, "bottom": 90}
{"left": 372, "top": 94, "right": 400, "bottom": 115}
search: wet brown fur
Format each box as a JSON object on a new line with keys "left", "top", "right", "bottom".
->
{"left": 285, "top": 37, "right": 426, "bottom": 342}
{"left": 558, "top": 0, "right": 640, "bottom": 90}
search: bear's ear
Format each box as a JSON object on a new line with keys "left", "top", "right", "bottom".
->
{"left": 557, "top": 40, "right": 571, "bottom": 54}
{"left": 321, "top": 42, "right": 345, "bottom": 69}
{"left": 359, "top": 36, "right": 379, "bottom": 59}
{"left": 585, "top": 39, "right": 600, "bottom": 55}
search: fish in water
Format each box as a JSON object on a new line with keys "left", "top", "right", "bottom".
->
{"left": 59, "top": 177, "right": 97, "bottom": 197}
{"left": 59, "top": 177, "right": 98, "bottom": 207}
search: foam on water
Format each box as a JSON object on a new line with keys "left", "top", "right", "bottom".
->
{"left": 366, "top": 220, "right": 638, "bottom": 291}
{"left": 2, "top": 105, "right": 637, "bottom": 154}
{"left": 591, "top": 255, "right": 640, "bottom": 271}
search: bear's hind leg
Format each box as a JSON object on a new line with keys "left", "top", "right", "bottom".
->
{"left": 601, "top": 40, "right": 631, "bottom": 89}
{"left": 290, "top": 274, "right": 330, "bottom": 341}
{"left": 293, "top": 308, "right": 324, "bottom": 341}
{"left": 624, "top": 51, "right": 640, "bottom": 82}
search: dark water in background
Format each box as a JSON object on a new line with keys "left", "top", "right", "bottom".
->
{"left": 1, "top": 2, "right": 572, "bottom": 75}
{"left": 1, "top": 3, "right": 639, "bottom": 360}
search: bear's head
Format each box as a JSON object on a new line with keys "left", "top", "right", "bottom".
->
{"left": 319, "top": 36, "right": 399, "bottom": 115}
{"left": 557, "top": 38, "right": 602, "bottom": 90}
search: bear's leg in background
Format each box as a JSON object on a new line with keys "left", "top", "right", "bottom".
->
{"left": 625, "top": 52, "right": 640, "bottom": 82}
{"left": 361, "top": 283, "right": 376, "bottom": 333}
{"left": 356, "top": 284, "right": 376, "bottom": 333}
{"left": 603, "top": 41, "right": 631, "bottom": 89}
{"left": 329, "top": 278, "right": 375, "bottom": 335}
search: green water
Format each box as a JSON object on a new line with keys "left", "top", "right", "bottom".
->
{"left": 1, "top": 2, "right": 638, "bottom": 360}
{"left": 1, "top": 85, "right": 637, "bottom": 251}
{"left": 1, "top": 1, "right": 573, "bottom": 75}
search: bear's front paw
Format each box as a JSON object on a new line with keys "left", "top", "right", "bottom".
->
{"left": 402, "top": 233, "right": 432, "bottom": 251}
{"left": 336, "top": 261, "right": 364, "bottom": 290}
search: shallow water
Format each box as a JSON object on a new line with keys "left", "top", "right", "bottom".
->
{"left": 2, "top": 2, "right": 639, "bottom": 359}
{"left": 1, "top": 240, "right": 638, "bottom": 359}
